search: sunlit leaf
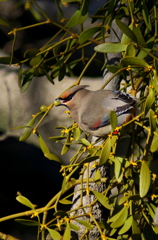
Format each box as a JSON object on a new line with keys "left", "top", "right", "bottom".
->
{"left": 139, "top": 161, "right": 151, "bottom": 198}
{"left": 151, "top": 135, "right": 158, "bottom": 152}
{"left": 98, "top": 138, "right": 111, "bottom": 165}
{"left": 144, "top": 89, "right": 155, "bottom": 116}
{"left": 110, "top": 111, "right": 117, "bottom": 132}
{"left": 46, "top": 228, "right": 61, "bottom": 240}
{"left": 94, "top": 43, "right": 127, "bottom": 53}
{"left": 75, "top": 220, "right": 93, "bottom": 230}
{"left": 37, "top": 133, "right": 60, "bottom": 162}
{"left": 16, "top": 196, "right": 35, "bottom": 209}
{"left": 93, "top": 169, "right": 101, "bottom": 183}
{"left": 63, "top": 222, "right": 71, "bottom": 240}
{"left": 59, "top": 199, "right": 72, "bottom": 204}
{"left": 109, "top": 206, "right": 128, "bottom": 228}
{"left": 118, "top": 215, "right": 133, "bottom": 234}
{"left": 19, "top": 118, "right": 35, "bottom": 141}
{"left": 93, "top": 190, "right": 113, "bottom": 210}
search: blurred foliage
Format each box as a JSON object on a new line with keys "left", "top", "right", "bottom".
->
{"left": 1, "top": 0, "right": 158, "bottom": 240}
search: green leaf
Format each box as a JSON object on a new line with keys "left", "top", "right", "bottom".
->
{"left": 49, "top": 136, "right": 67, "bottom": 141}
{"left": 121, "top": 56, "right": 149, "bottom": 68}
{"left": 139, "top": 161, "right": 151, "bottom": 198}
{"left": 118, "top": 215, "right": 133, "bottom": 234}
{"left": 92, "top": 190, "right": 113, "bottom": 210}
{"left": 0, "top": 57, "right": 19, "bottom": 64}
{"left": 69, "top": 223, "right": 80, "bottom": 231}
{"left": 144, "top": 89, "right": 155, "bottom": 116}
{"left": 114, "top": 157, "right": 123, "bottom": 183}
{"left": 54, "top": 210, "right": 69, "bottom": 218}
{"left": 75, "top": 220, "right": 93, "bottom": 230}
{"left": 19, "top": 118, "right": 35, "bottom": 141}
{"left": 151, "top": 135, "right": 158, "bottom": 152}
{"left": 132, "top": 219, "right": 141, "bottom": 234}
{"left": 37, "top": 134, "right": 60, "bottom": 162}
{"left": 149, "top": 109, "right": 156, "bottom": 132}
{"left": 63, "top": 222, "right": 71, "bottom": 240}
{"left": 125, "top": 43, "right": 136, "bottom": 57}
{"left": 15, "top": 219, "right": 40, "bottom": 226}
{"left": 46, "top": 228, "right": 61, "bottom": 240}
{"left": 133, "top": 25, "right": 147, "bottom": 48}
{"left": 59, "top": 63, "right": 66, "bottom": 81}
{"left": 16, "top": 196, "right": 35, "bottom": 209}
{"left": 80, "top": 138, "right": 91, "bottom": 146}
{"left": 141, "top": 1, "right": 152, "bottom": 31}
{"left": 109, "top": 206, "right": 128, "bottom": 228}
{"left": 115, "top": 19, "right": 137, "bottom": 43}
{"left": 79, "top": 26, "right": 102, "bottom": 44}
{"left": 98, "top": 138, "right": 111, "bottom": 165}
{"left": 59, "top": 199, "right": 72, "bottom": 205}
{"left": 30, "top": 55, "right": 41, "bottom": 67}
{"left": 93, "top": 169, "right": 101, "bottom": 183}
{"left": 94, "top": 43, "right": 127, "bottom": 53}
{"left": 0, "top": 17, "right": 11, "bottom": 27}
{"left": 21, "top": 68, "right": 34, "bottom": 93}
{"left": 110, "top": 111, "right": 118, "bottom": 132}
{"left": 61, "top": 133, "right": 70, "bottom": 155}
{"left": 66, "top": 6, "right": 87, "bottom": 29}
{"left": 73, "top": 127, "right": 82, "bottom": 141}
{"left": 24, "top": 48, "right": 39, "bottom": 58}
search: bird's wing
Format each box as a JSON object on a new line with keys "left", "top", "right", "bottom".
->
{"left": 81, "top": 91, "right": 137, "bottom": 130}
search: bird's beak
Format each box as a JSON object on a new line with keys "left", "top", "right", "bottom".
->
{"left": 54, "top": 99, "right": 62, "bottom": 106}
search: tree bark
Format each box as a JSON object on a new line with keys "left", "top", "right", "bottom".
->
{"left": 70, "top": 17, "right": 129, "bottom": 239}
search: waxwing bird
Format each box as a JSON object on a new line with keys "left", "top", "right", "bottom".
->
{"left": 54, "top": 85, "right": 137, "bottom": 137}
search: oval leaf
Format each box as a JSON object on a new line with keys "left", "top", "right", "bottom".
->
{"left": 63, "top": 223, "right": 71, "bottom": 240}
{"left": 15, "top": 219, "right": 40, "bottom": 226}
{"left": 75, "top": 220, "right": 93, "bottom": 230}
{"left": 79, "top": 26, "right": 101, "bottom": 44}
{"left": 118, "top": 215, "right": 133, "bottom": 234}
{"left": 144, "top": 89, "right": 155, "bottom": 116}
{"left": 151, "top": 135, "right": 158, "bottom": 152}
{"left": 115, "top": 19, "right": 137, "bottom": 43}
{"left": 98, "top": 138, "right": 111, "bottom": 165}
{"left": 121, "top": 56, "right": 149, "bottom": 68}
{"left": 95, "top": 43, "right": 127, "bottom": 53}
{"left": 110, "top": 111, "right": 118, "bottom": 132}
{"left": 109, "top": 206, "right": 128, "bottom": 228}
{"left": 47, "top": 228, "right": 61, "bottom": 240}
{"left": 93, "top": 190, "right": 113, "bottom": 210}
{"left": 139, "top": 161, "right": 151, "bottom": 198}
{"left": 16, "top": 196, "right": 35, "bottom": 209}
{"left": 37, "top": 134, "right": 60, "bottom": 162}
{"left": 21, "top": 68, "right": 34, "bottom": 93}
{"left": 19, "top": 118, "right": 35, "bottom": 141}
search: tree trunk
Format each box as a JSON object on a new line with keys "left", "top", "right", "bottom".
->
{"left": 70, "top": 17, "right": 129, "bottom": 239}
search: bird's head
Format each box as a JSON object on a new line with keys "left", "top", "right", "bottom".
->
{"left": 54, "top": 85, "right": 88, "bottom": 109}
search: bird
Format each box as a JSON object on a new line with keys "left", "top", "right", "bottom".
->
{"left": 54, "top": 85, "right": 137, "bottom": 138}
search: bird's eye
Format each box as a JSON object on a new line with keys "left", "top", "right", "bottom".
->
{"left": 62, "top": 93, "right": 74, "bottom": 102}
